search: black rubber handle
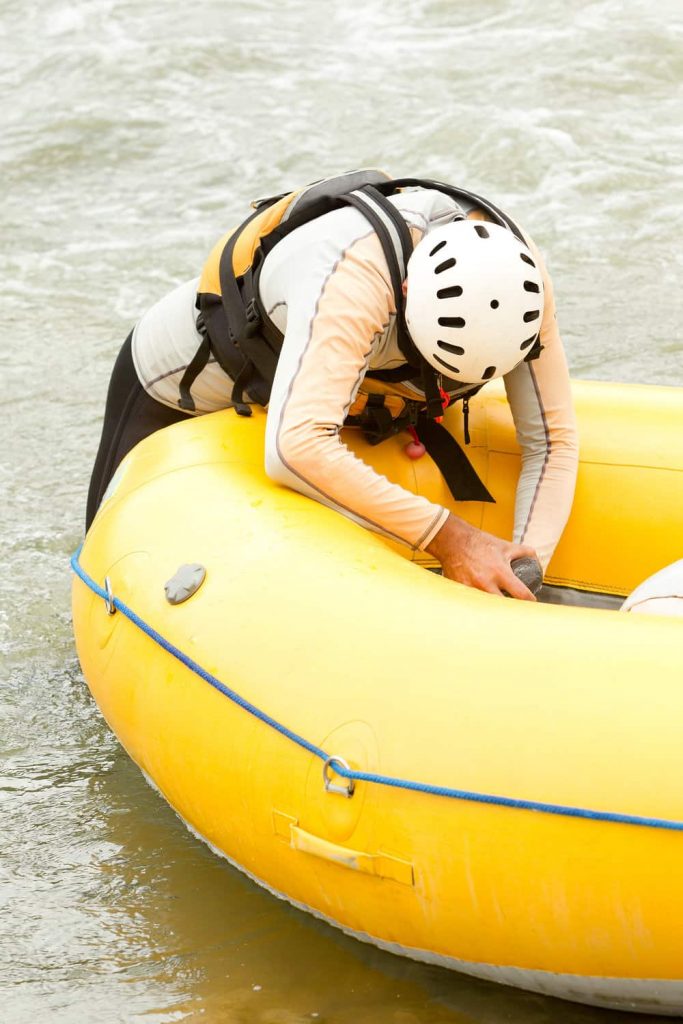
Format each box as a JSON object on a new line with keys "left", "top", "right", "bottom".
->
{"left": 510, "top": 556, "right": 543, "bottom": 597}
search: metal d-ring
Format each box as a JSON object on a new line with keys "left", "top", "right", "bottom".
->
{"left": 103, "top": 576, "right": 117, "bottom": 616}
{"left": 323, "top": 756, "right": 356, "bottom": 798}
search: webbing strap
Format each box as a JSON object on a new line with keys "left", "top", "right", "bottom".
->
{"left": 178, "top": 327, "right": 210, "bottom": 412}
{"left": 372, "top": 177, "right": 527, "bottom": 243}
{"left": 346, "top": 393, "right": 404, "bottom": 446}
{"left": 219, "top": 204, "right": 272, "bottom": 344}
{"left": 342, "top": 188, "right": 443, "bottom": 417}
{"left": 341, "top": 190, "right": 416, "bottom": 361}
{"left": 70, "top": 546, "right": 683, "bottom": 833}
{"left": 351, "top": 185, "right": 413, "bottom": 278}
{"left": 365, "top": 366, "right": 421, "bottom": 384}
{"left": 178, "top": 204, "right": 272, "bottom": 411}
{"left": 415, "top": 416, "right": 495, "bottom": 503}
{"left": 230, "top": 358, "right": 255, "bottom": 417}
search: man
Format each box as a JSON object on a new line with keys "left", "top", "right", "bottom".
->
{"left": 87, "top": 173, "right": 578, "bottom": 599}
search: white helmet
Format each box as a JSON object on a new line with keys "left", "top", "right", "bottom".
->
{"left": 404, "top": 219, "right": 544, "bottom": 384}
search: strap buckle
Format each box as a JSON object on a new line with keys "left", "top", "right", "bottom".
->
{"left": 243, "top": 298, "right": 262, "bottom": 338}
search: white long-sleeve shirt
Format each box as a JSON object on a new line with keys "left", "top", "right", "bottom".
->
{"left": 132, "top": 188, "right": 578, "bottom": 568}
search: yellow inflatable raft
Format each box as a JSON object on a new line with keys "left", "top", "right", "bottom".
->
{"left": 72, "top": 380, "right": 683, "bottom": 1015}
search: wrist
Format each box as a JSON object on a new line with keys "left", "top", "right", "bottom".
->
{"left": 425, "top": 513, "right": 474, "bottom": 562}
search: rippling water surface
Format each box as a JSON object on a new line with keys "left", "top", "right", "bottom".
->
{"left": 2, "top": 1, "right": 682, "bottom": 1021}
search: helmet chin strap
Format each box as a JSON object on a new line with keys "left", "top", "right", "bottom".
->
{"left": 523, "top": 334, "right": 544, "bottom": 363}
{"left": 395, "top": 289, "right": 444, "bottom": 419}
{"left": 420, "top": 359, "right": 446, "bottom": 418}
{"left": 399, "top": 206, "right": 468, "bottom": 415}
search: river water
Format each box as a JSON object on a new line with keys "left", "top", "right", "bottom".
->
{"left": 2, "top": 1, "right": 682, "bottom": 1021}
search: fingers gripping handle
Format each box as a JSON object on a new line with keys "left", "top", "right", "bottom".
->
{"left": 510, "top": 556, "right": 543, "bottom": 597}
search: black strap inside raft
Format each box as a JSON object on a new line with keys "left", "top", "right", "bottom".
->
{"left": 414, "top": 416, "right": 494, "bottom": 503}
{"left": 347, "top": 398, "right": 494, "bottom": 504}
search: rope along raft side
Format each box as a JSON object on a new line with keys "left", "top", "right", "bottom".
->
{"left": 71, "top": 548, "right": 683, "bottom": 833}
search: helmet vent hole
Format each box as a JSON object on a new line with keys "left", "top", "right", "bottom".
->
{"left": 520, "top": 252, "right": 536, "bottom": 267}
{"left": 482, "top": 366, "right": 496, "bottom": 380}
{"left": 434, "top": 354, "right": 460, "bottom": 374}
{"left": 524, "top": 280, "right": 540, "bottom": 293}
{"left": 474, "top": 225, "right": 490, "bottom": 239}
{"left": 490, "top": 299, "right": 499, "bottom": 309}
{"left": 435, "top": 258, "right": 456, "bottom": 274}
{"left": 438, "top": 316, "right": 466, "bottom": 328}
{"left": 429, "top": 240, "right": 447, "bottom": 257}
{"left": 437, "top": 286, "right": 463, "bottom": 299}
{"left": 523, "top": 310, "right": 540, "bottom": 323}
{"left": 437, "top": 340, "right": 465, "bottom": 356}
{"left": 520, "top": 333, "right": 538, "bottom": 350}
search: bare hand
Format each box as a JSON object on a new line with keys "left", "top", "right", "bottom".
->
{"left": 426, "top": 514, "right": 539, "bottom": 601}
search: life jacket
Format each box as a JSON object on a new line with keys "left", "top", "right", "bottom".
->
{"left": 181, "top": 171, "right": 542, "bottom": 503}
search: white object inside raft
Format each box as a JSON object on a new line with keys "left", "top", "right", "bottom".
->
{"left": 621, "top": 559, "right": 683, "bottom": 617}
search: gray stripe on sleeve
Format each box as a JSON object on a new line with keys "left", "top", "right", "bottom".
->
{"left": 520, "top": 362, "right": 551, "bottom": 544}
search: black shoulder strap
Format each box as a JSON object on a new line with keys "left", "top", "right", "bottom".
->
{"left": 218, "top": 203, "right": 275, "bottom": 346}
{"left": 339, "top": 187, "right": 413, "bottom": 350}
{"left": 371, "top": 177, "right": 527, "bottom": 243}
{"left": 339, "top": 186, "right": 444, "bottom": 419}
{"left": 352, "top": 185, "right": 414, "bottom": 275}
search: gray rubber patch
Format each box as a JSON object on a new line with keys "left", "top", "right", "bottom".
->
{"left": 164, "top": 563, "right": 206, "bottom": 605}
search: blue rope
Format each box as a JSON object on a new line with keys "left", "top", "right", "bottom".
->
{"left": 71, "top": 547, "right": 683, "bottom": 833}
{"left": 70, "top": 548, "right": 328, "bottom": 763}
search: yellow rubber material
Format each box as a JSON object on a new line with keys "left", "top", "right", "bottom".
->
{"left": 73, "top": 380, "right": 683, "bottom": 1010}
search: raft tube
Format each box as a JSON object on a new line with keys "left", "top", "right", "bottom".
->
{"left": 72, "top": 380, "right": 683, "bottom": 1015}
